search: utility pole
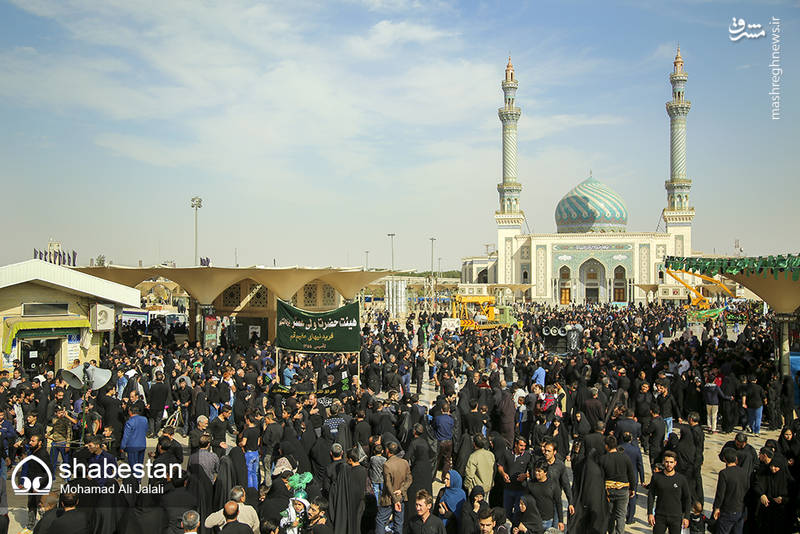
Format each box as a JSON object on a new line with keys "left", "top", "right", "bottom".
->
{"left": 191, "top": 196, "right": 203, "bottom": 265}
{"left": 387, "top": 233, "right": 396, "bottom": 316}
{"left": 387, "top": 233, "right": 396, "bottom": 272}
{"left": 430, "top": 237, "right": 436, "bottom": 312}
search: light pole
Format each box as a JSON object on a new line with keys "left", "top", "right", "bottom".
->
{"left": 429, "top": 237, "right": 436, "bottom": 311}
{"left": 387, "top": 233, "right": 396, "bottom": 272}
{"left": 191, "top": 196, "right": 203, "bottom": 265}
{"left": 365, "top": 250, "right": 369, "bottom": 270}
{"left": 386, "top": 233, "right": 396, "bottom": 317}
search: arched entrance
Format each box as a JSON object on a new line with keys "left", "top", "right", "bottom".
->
{"left": 579, "top": 259, "right": 606, "bottom": 303}
{"left": 559, "top": 266, "right": 571, "bottom": 305}
{"left": 613, "top": 266, "right": 627, "bottom": 302}
{"left": 477, "top": 268, "right": 488, "bottom": 283}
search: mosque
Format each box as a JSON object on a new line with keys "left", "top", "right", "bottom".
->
{"left": 461, "top": 48, "right": 698, "bottom": 305}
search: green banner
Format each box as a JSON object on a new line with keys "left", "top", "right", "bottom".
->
{"left": 276, "top": 300, "right": 360, "bottom": 352}
{"left": 687, "top": 308, "right": 724, "bottom": 322}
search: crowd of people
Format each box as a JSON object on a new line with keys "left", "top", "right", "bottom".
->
{"left": 0, "top": 302, "right": 798, "bottom": 534}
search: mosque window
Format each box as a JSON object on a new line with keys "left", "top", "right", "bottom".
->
{"left": 322, "top": 284, "right": 337, "bottom": 306}
{"left": 522, "top": 271, "right": 529, "bottom": 283}
{"left": 222, "top": 284, "right": 241, "bottom": 308}
{"left": 250, "top": 285, "right": 267, "bottom": 308}
{"left": 303, "top": 284, "right": 318, "bottom": 307}
{"left": 614, "top": 266, "right": 626, "bottom": 280}
{"left": 560, "top": 266, "right": 570, "bottom": 280}
{"left": 586, "top": 269, "right": 598, "bottom": 280}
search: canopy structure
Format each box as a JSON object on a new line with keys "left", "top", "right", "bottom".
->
{"left": 665, "top": 254, "right": 800, "bottom": 376}
{"left": 3, "top": 316, "right": 91, "bottom": 354}
{"left": 665, "top": 255, "right": 800, "bottom": 314}
{"left": 635, "top": 283, "right": 659, "bottom": 293}
{"left": 1, "top": 260, "right": 140, "bottom": 308}
{"left": 75, "top": 265, "right": 394, "bottom": 304}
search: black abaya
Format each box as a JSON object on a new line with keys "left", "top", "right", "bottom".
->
{"left": 568, "top": 449, "right": 608, "bottom": 534}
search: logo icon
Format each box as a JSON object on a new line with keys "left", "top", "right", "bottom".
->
{"left": 11, "top": 455, "right": 54, "bottom": 496}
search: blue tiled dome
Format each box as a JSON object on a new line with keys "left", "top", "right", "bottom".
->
{"left": 555, "top": 176, "right": 628, "bottom": 233}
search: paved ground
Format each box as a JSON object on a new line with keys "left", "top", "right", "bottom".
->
{"left": 3, "top": 375, "right": 778, "bottom": 533}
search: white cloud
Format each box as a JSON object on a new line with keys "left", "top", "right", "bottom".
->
{"left": 524, "top": 114, "right": 626, "bottom": 141}
{"left": 646, "top": 42, "right": 680, "bottom": 64}
{"left": 0, "top": 1, "right": 678, "bottom": 269}
{"left": 347, "top": 20, "right": 456, "bottom": 59}
{"left": 349, "top": 0, "right": 452, "bottom": 12}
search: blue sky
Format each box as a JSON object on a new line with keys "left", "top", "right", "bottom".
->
{"left": 0, "top": 0, "right": 797, "bottom": 271}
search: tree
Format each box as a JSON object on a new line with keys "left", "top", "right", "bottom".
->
{"left": 95, "top": 254, "right": 106, "bottom": 267}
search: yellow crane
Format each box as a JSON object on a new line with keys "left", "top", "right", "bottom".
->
{"left": 664, "top": 268, "right": 734, "bottom": 309}
{"left": 450, "top": 295, "right": 517, "bottom": 330}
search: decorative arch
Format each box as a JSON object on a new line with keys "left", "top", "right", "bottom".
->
{"left": 613, "top": 265, "right": 627, "bottom": 302}
{"left": 578, "top": 258, "right": 606, "bottom": 303}
{"left": 558, "top": 265, "right": 571, "bottom": 305}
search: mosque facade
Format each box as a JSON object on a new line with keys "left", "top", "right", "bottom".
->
{"left": 461, "top": 50, "right": 698, "bottom": 305}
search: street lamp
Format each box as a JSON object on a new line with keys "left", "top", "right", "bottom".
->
{"left": 191, "top": 196, "right": 203, "bottom": 265}
{"left": 365, "top": 250, "right": 369, "bottom": 270}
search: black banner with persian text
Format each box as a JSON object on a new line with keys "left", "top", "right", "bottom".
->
{"left": 275, "top": 300, "right": 360, "bottom": 352}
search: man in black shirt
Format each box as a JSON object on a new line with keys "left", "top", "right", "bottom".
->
{"left": 619, "top": 431, "right": 645, "bottom": 525}
{"left": 647, "top": 451, "right": 690, "bottom": 534}
{"left": 406, "top": 489, "right": 446, "bottom": 534}
{"left": 718, "top": 433, "right": 757, "bottom": 478}
{"left": 209, "top": 405, "right": 233, "bottom": 457}
{"left": 497, "top": 436, "right": 533, "bottom": 524}
{"left": 220, "top": 501, "right": 254, "bottom": 534}
{"left": 645, "top": 407, "right": 666, "bottom": 471}
{"left": 527, "top": 461, "right": 563, "bottom": 531}
{"left": 241, "top": 413, "right": 261, "bottom": 489}
{"left": 712, "top": 449, "right": 747, "bottom": 534}
{"left": 742, "top": 376, "right": 766, "bottom": 435}
{"left": 175, "top": 378, "right": 192, "bottom": 436}
{"left": 598, "top": 436, "right": 636, "bottom": 534}
{"left": 147, "top": 371, "right": 171, "bottom": 438}
{"left": 261, "top": 409, "right": 282, "bottom": 489}
{"left": 541, "top": 439, "right": 574, "bottom": 517}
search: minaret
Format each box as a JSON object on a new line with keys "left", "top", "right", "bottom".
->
{"left": 494, "top": 57, "right": 524, "bottom": 284}
{"left": 663, "top": 46, "right": 694, "bottom": 256}
{"left": 496, "top": 57, "right": 523, "bottom": 218}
